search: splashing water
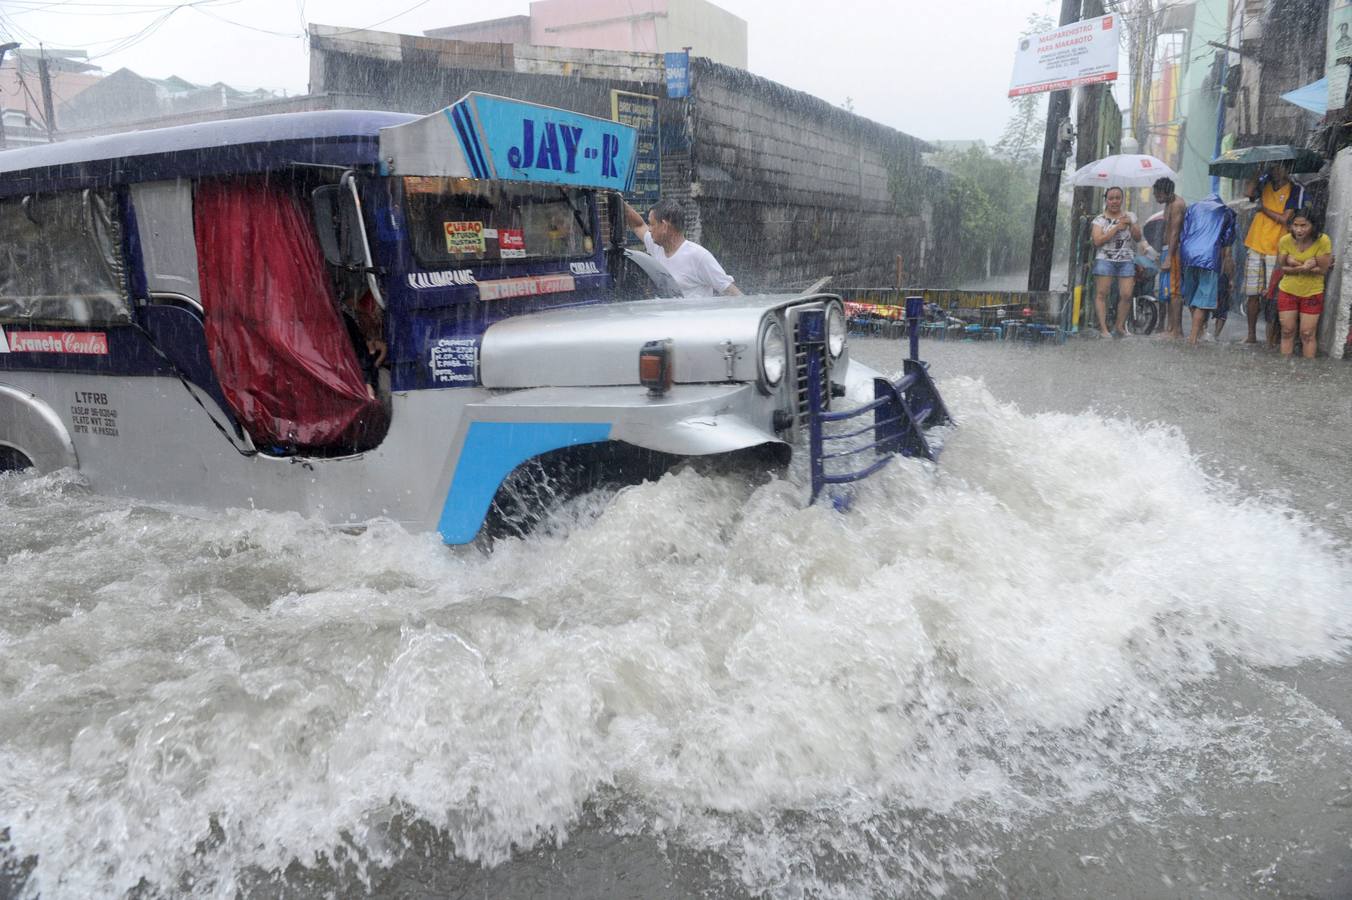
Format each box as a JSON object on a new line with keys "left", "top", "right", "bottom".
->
{"left": 1, "top": 378, "right": 1349, "bottom": 898}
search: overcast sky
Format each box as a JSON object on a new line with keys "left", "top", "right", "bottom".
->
{"left": 0, "top": 0, "right": 1123, "bottom": 143}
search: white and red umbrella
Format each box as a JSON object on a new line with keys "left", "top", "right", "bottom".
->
{"left": 1070, "top": 154, "right": 1176, "bottom": 188}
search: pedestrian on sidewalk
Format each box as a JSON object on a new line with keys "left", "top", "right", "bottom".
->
{"left": 1179, "top": 193, "right": 1237, "bottom": 346}
{"left": 1153, "top": 178, "right": 1187, "bottom": 338}
{"left": 1241, "top": 163, "right": 1306, "bottom": 345}
{"left": 1274, "top": 207, "right": 1332, "bottom": 358}
{"left": 1090, "top": 186, "right": 1142, "bottom": 337}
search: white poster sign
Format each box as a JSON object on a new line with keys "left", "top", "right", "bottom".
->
{"left": 1328, "top": 0, "right": 1352, "bottom": 110}
{"left": 1009, "top": 14, "right": 1120, "bottom": 98}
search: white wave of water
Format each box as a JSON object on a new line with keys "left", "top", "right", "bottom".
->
{"left": 1, "top": 378, "right": 1349, "bottom": 898}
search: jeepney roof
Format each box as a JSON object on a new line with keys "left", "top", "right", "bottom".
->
{"left": 379, "top": 92, "right": 637, "bottom": 192}
{"left": 0, "top": 110, "right": 417, "bottom": 198}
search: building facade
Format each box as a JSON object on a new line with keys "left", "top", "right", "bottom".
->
{"left": 0, "top": 48, "right": 100, "bottom": 146}
{"left": 426, "top": 0, "right": 748, "bottom": 70}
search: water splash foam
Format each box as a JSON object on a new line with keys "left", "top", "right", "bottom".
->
{"left": 1, "top": 379, "right": 1349, "bottom": 898}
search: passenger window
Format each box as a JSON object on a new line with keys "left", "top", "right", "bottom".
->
{"left": 0, "top": 189, "right": 131, "bottom": 326}
{"left": 403, "top": 176, "right": 594, "bottom": 269}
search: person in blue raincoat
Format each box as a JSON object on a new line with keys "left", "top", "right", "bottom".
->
{"left": 1179, "top": 194, "right": 1237, "bottom": 346}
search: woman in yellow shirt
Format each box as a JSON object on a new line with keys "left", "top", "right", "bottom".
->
{"left": 1274, "top": 208, "right": 1333, "bottom": 358}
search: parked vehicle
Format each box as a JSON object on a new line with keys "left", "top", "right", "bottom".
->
{"left": 0, "top": 93, "right": 947, "bottom": 543}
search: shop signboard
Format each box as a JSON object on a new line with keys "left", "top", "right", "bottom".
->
{"left": 610, "top": 90, "right": 662, "bottom": 212}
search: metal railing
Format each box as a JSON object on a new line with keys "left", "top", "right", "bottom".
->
{"left": 804, "top": 296, "right": 953, "bottom": 505}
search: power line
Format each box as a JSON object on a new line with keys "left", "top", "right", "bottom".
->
{"left": 14, "top": 67, "right": 50, "bottom": 132}
{"left": 2, "top": 0, "right": 233, "bottom": 53}
{"left": 86, "top": 7, "right": 184, "bottom": 59}
{"left": 193, "top": 5, "right": 302, "bottom": 38}
{"left": 321, "top": 0, "right": 435, "bottom": 38}
{"left": 4, "top": 0, "right": 224, "bottom": 11}
{"left": 0, "top": 7, "right": 46, "bottom": 45}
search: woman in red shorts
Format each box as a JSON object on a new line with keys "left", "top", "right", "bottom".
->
{"left": 1275, "top": 208, "right": 1333, "bottom": 358}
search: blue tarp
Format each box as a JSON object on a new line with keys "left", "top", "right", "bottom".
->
{"left": 1280, "top": 78, "right": 1328, "bottom": 115}
{"left": 1181, "top": 194, "right": 1237, "bottom": 271}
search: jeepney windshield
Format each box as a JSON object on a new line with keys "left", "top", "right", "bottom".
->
{"left": 403, "top": 176, "right": 595, "bottom": 268}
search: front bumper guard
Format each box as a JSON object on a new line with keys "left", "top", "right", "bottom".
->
{"left": 803, "top": 297, "right": 953, "bottom": 505}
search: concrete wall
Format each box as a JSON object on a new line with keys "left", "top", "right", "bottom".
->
{"left": 688, "top": 60, "right": 930, "bottom": 289}
{"left": 1322, "top": 147, "right": 1352, "bottom": 358}
{"left": 1231, "top": 0, "right": 1326, "bottom": 145}
{"left": 425, "top": 17, "right": 532, "bottom": 44}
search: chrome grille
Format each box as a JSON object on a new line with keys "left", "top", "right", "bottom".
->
{"left": 789, "top": 306, "right": 830, "bottom": 429}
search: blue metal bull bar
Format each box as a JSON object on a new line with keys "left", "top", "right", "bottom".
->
{"left": 805, "top": 296, "right": 952, "bottom": 504}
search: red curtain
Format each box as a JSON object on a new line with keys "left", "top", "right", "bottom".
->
{"left": 193, "top": 179, "right": 384, "bottom": 450}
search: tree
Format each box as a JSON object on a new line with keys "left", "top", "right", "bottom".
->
{"left": 938, "top": 144, "right": 1041, "bottom": 278}
{"left": 994, "top": 13, "right": 1054, "bottom": 165}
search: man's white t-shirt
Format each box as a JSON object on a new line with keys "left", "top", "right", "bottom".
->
{"left": 642, "top": 232, "right": 735, "bottom": 297}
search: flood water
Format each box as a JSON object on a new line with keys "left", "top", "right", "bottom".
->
{"left": 3, "top": 333, "right": 1351, "bottom": 898}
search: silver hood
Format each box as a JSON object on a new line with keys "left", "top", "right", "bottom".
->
{"left": 480, "top": 293, "right": 824, "bottom": 389}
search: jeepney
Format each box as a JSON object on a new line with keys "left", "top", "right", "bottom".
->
{"left": 0, "top": 93, "right": 948, "bottom": 542}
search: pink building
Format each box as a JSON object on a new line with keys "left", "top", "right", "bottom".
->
{"left": 426, "top": 0, "right": 748, "bottom": 69}
{"left": 0, "top": 49, "right": 100, "bottom": 144}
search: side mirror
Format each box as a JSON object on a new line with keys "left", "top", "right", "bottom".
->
{"left": 607, "top": 191, "right": 625, "bottom": 248}
{"left": 310, "top": 184, "right": 363, "bottom": 268}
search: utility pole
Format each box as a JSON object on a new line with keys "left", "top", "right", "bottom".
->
{"left": 37, "top": 45, "right": 56, "bottom": 142}
{"left": 0, "top": 41, "right": 19, "bottom": 150}
{"left": 1211, "top": 0, "right": 1238, "bottom": 194}
{"left": 1027, "top": 0, "right": 1084, "bottom": 292}
{"left": 1066, "top": 0, "right": 1106, "bottom": 297}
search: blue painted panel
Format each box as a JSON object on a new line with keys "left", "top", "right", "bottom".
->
{"left": 0, "top": 311, "right": 233, "bottom": 422}
{"left": 387, "top": 280, "right": 614, "bottom": 392}
{"left": 376, "top": 175, "right": 619, "bottom": 392}
{"left": 664, "top": 51, "right": 691, "bottom": 99}
{"left": 437, "top": 421, "right": 612, "bottom": 544}
{"left": 453, "top": 95, "right": 637, "bottom": 192}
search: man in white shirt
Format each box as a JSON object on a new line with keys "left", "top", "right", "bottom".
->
{"left": 624, "top": 199, "right": 742, "bottom": 297}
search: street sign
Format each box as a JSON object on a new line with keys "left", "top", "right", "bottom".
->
{"left": 665, "top": 51, "right": 690, "bottom": 99}
{"left": 1009, "top": 14, "right": 1120, "bottom": 98}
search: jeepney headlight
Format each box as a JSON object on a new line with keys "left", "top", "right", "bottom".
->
{"left": 826, "top": 303, "right": 847, "bottom": 359}
{"left": 759, "top": 318, "right": 786, "bottom": 390}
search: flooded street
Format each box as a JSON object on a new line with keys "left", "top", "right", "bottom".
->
{"left": 3, "top": 334, "right": 1352, "bottom": 899}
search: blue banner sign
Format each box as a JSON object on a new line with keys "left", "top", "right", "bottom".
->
{"left": 665, "top": 51, "right": 690, "bottom": 99}
{"left": 447, "top": 93, "right": 638, "bottom": 192}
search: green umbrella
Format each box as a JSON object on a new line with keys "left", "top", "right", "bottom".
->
{"left": 1208, "top": 145, "right": 1324, "bottom": 178}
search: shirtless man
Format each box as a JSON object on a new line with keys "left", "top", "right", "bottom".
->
{"left": 1153, "top": 178, "right": 1187, "bottom": 338}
